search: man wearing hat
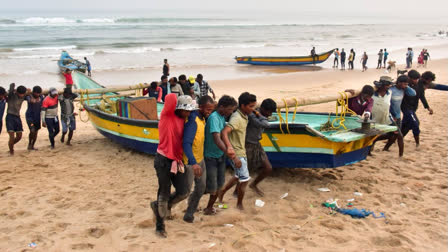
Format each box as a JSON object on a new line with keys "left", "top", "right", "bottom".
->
{"left": 150, "top": 94, "right": 197, "bottom": 238}
{"left": 59, "top": 87, "right": 79, "bottom": 145}
{"left": 41, "top": 87, "right": 60, "bottom": 149}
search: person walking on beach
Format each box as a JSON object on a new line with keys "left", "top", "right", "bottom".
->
{"left": 194, "top": 74, "right": 216, "bottom": 100}
{"left": 203, "top": 95, "right": 237, "bottom": 216}
{"left": 406, "top": 48, "right": 413, "bottom": 68}
{"left": 246, "top": 98, "right": 277, "bottom": 196}
{"left": 311, "top": 47, "right": 317, "bottom": 65}
{"left": 25, "top": 86, "right": 44, "bottom": 150}
{"left": 218, "top": 92, "right": 257, "bottom": 210}
{"left": 62, "top": 69, "right": 74, "bottom": 89}
{"left": 423, "top": 49, "right": 430, "bottom": 67}
{"left": 401, "top": 70, "right": 434, "bottom": 147}
{"left": 183, "top": 95, "right": 215, "bottom": 223}
{"left": 0, "top": 87, "right": 6, "bottom": 135}
{"left": 41, "top": 88, "right": 60, "bottom": 149}
{"left": 361, "top": 52, "right": 368, "bottom": 72}
{"left": 143, "top": 81, "right": 163, "bottom": 103}
{"left": 377, "top": 49, "right": 383, "bottom": 69}
{"left": 168, "top": 77, "right": 184, "bottom": 97}
{"left": 59, "top": 88, "right": 78, "bottom": 146}
{"left": 340, "top": 48, "right": 346, "bottom": 70}
{"left": 6, "top": 83, "right": 27, "bottom": 155}
{"left": 333, "top": 48, "right": 340, "bottom": 68}
{"left": 150, "top": 94, "right": 196, "bottom": 238}
{"left": 382, "top": 75, "right": 416, "bottom": 155}
{"left": 84, "top": 57, "right": 92, "bottom": 77}
{"left": 163, "top": 59, "right": 170, "bottom": 76}
{"left": 348, "top": 49, "right": 355, "bottom": 70}
{"left": 383, "top": 49, "right": 389, "bottom": 69}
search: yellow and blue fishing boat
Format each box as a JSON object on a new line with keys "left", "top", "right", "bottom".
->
{"left": 235, "top": 49, "right": 334, "bottom": 66}
{"left": 74, "top": 71, "right": 396, "bottom": 168}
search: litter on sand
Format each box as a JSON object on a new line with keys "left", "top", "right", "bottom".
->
{"left": 280, "top": 193, "right": 289, "bottom": 199}
{"left": 353, "top": 192, "right": 363, "bottom": 196}
{"left": 318, "top": 188, "right": 331, "bottom": 192}
{"left": 347, "top": 198, "right": 355, "bottom": 202}
{"left": 208, "top": 243, "right": 216, "bottom": 248}
{"left": 255, "top": 199, "right": 265, "bottom": 207}
{"left": 28, "top": 242, "right": 37, "bottom": 248}
{"left": 224, "top": 224, "right": 234, "bottom": 227}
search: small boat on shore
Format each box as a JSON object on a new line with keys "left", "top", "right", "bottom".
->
{"left": 58, "top": 51, "right": 87, "bottom": 73}
{"left": 73, "top": 71, "right": 396, "bottom": 168}
{"left": 235, "top": 49, "right": 334, "bottom": 66}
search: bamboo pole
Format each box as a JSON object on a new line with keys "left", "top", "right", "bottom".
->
{"left": 274, "top": 90, "right": 361, "bottom": 109}
{"left": 41, "top": 83, "right": 150, "bottom": 95}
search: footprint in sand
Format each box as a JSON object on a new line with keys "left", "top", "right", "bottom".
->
{"left": 87, "top": 227, "right": 105, "bottom": 238}
{"left": 72, "top": 243, "right": 95, "bottom": 250}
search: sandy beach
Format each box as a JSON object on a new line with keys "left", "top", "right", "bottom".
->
{"left": 0, "top": 55, "right": 447, "bottom": 252}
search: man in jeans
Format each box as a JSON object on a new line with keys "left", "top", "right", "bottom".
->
{"left": 41, "top": 88, "right": 60, "bottom": 149}
{"left": 183, "top": 95, "right": 215, "bottom": 223}
{"left": 151, "top": 94, "right": 196, "bottom": 238}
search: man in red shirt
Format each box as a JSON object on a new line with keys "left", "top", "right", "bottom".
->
{"left": 62, "top": 69, "right": 73, "bottom": 89}
{"left": 150, "top": 94, "right": 197, "bottom": 238}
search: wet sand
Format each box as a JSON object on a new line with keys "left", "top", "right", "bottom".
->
{"left": 0, "top": 58, "right": 447, "bottom": 251}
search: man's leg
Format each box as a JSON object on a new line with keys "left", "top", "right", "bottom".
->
{"left": 218, "top": 177, "right": 238, "bottom": 203}
{"left": 204, "top": 157, "right": 221, "bottom": 215}
{"left": 237, "top": 181, "right": 248, "bottom": 210}
{"left": 8, "top": 132, "right": 15, "bottom": 155}
{"left": 184, "top": 161, "right": 207, "bottom": 223}
{"left": 152, "top": 154, "right": 172, "bottom": 237}
{"left": 234, "top": 157, "right": 250, "bottom": 210}
{"left": 46, "top": 118, "right": 56, "bottom": 148}
{"left": 28, "top": 129, "right": 36, "bottom": 150}
{"left": 250, "top": 159, "right": 272, "bottom": 197}
{"left": 168, "top": 164, "right": 191, "bottom": 212}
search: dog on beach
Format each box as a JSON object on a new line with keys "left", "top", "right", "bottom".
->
{"left": 387, "top": 60, "right": 396, "bottom": 71}
{"left": 397, "top": 69, "right": 408, "bottom": 77}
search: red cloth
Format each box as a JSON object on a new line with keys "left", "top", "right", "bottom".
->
{"left": 157, "top": 93, "right": 184, "bottom": 163}
{"left": 63, "top": 73, "right": 73, "bottom": 85}
{"left": 348, "top": 96, "right": 373, "bottom": 116}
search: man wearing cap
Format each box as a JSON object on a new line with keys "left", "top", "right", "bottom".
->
{"left": 383, "top": 75, "right": 416, "bottom": 156}
{"left": 59, "top": 88, "right": 79, "bottom": 145}
{"left": 371, "top": 76, "right": 394, "bottom": 125}
{"left": 150, "top": 94, "right": 196, "bottom": 238}
{"left": 41, "top": 88, "right": 60, "bottom": 149}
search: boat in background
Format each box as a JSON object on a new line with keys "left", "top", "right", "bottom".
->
{"left": 58, "top": 51, "right": 87, "bottom": 73}
{"left": 235, "top": 49, "right": 334, "bottom": 66}
{"left": 73, "top": 71, "right": 396, "bottom": 168}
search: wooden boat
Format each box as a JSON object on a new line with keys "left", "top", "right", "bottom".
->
{"left": 235, "top": 49, "right": 334, "bottom": 66}
{"left": 58, "top": 51, "right": 87, "bottom": 73}
{"left": 73, "top": 71, "right": 396, "bottom": 168}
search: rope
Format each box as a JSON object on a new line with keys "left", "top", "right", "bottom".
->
{"left": 292, "top": 98, "right": 299, "bottom": 122}
{"left": 78, "top": 89, "right": 90, "bottom": 122}
{"left": 330, "top": 91, "right": 357, "bottom": 130}
{"left": 282, "top": 98, "right": 290, "bottom": 134}
{"left": 276, "top": 106, "right": 285, "bottom": 134}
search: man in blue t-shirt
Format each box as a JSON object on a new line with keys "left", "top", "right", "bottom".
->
{"left": 202, "top": 95, "right": 237, "bottom": 215}
{"left": 383, "top": 49, "right": 389, "bottom": 69}
{"left": 383, "top": 75, "right": 416, "bottom": 155}
{"left": 25, "top": 86, "right": 44, "bottom": 150}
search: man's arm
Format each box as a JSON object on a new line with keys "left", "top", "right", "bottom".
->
{"left": 405, "top": 86, "right": 416, "bottom": 96}
{"left": 249, "top": 112, "right": 270, "bottom": 129}
{"left": 418, "top": 85, "right": 433, "bottom": 114}
{"left": 41, "top": 97, "right": 47, "bottom": 127}
{"left": 212, "top": 132, "right": 227, "bottom": 153}
{"left": 221, "top": 126, "right": 235, "bottom": 159}
{"left": 207, "top": 82, "right": 216, "bottom": 99}
{"left": 193, "top": 82, "right": 200, "bottom": 97}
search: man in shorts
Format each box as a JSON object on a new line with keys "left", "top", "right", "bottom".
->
{"left": 246, "top": 98, "right": 277, "bottom": 196}
{"left": 25, "top": 86, "right": 44, "bottom": 150}
{"left": 59, "top": 88, "right": 79, "bottom": 145}
{"left": 203, "top": 95, "right": 237, "bottom": 215}
{"left": 218, "top": 92, "right": 257, "bottom": 210}
{"left": 6, "top": 83, "right": 27, "bottom": 155}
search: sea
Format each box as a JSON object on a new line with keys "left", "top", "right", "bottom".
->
{"left": 1, "top": 10, "right": 447, "bottom": 88}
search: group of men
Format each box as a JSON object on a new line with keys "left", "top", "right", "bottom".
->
{"left": 150, "top": 89, "right": 277, "bottom": 237}
{"left": 346, "top": 69, "right": 446, "bottom": 156}
{"left": 0, "top": 83, "right": 78, "bottom": 155}
{"left": 329, "top": 48, "right": 357, "bottom": 70}
{"left": 144, "top": 73, "right": 216, "bottom": 104}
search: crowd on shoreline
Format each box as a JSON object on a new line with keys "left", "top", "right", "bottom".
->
{"left": 326, "top": 47, "right": 431, "bottom": 72}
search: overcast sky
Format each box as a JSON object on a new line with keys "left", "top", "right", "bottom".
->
{"left": 1, "top": 0, "right": 446, "bottom": 16}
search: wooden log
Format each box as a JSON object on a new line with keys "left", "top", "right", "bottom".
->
{"left": 41, "top": 83, "right": 150, "bottom": 95}
{"left": 274, "top": 90, "right": 361, "bottom": 109}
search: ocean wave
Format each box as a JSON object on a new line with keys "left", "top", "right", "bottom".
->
{"left": 13, "top": 45, "right": 77, "bottom": 52}
{"left": 0, "top": 19, "right": 16, "bottom": 24}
